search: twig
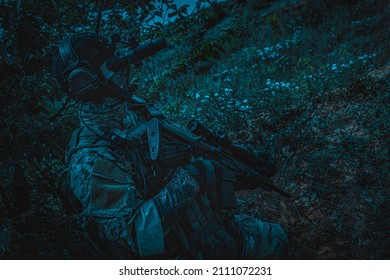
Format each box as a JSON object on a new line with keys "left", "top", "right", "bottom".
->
{"left": 95, "top": 0, "right": 106, "bottom": 34}
{"left": 49, "top": 96, "right": 76, "bottom": 121}
{"left": 259, "top": 0, "right": 306, "bottom": 18}
{"left": 189, "top": 0, "right": 202, "bottom": 17}
{"left": 292, "top": 201, "right": 305, "bottom": 224}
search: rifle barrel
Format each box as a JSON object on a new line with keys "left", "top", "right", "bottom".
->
{"left": 187, "top": 120, "right": 292, "bottom": 199}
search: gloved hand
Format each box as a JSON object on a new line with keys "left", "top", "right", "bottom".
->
{"left": 152, "top": 167, "right": 199, "bottom": 232}
{"left": 183, "top": 160, "right": 222, "bottom": 194}
{"left": 182, "top": 160, "right": 224, "bottom": 210}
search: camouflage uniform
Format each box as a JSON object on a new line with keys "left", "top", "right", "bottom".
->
{"left": 66, "top": 96, "right": 288, "bottom": 259}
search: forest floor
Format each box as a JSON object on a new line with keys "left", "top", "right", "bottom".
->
{"left": 1, "top": 0, "right": 389, "bottom": 259}
{"left": 237, "top": 64, "right": 390, "bottom": 259}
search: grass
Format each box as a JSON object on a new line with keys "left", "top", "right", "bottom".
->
{"left": 138, "top": 0, "right": 390, "bottom": 259}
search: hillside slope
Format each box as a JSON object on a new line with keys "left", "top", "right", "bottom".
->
{"left": 1, "top": 0, "right": 388, "bottom": 259}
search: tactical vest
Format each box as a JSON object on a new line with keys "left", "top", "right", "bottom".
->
{"left": 63, "top": 99, "right": 241, "bottom": 259}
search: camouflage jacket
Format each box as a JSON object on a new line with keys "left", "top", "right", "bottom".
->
{"left": 67, "top": 96, "right": 180, "bottom": 257}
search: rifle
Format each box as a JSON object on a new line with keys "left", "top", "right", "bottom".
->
{"left": 148, "top": 118, "right": 291, "bottom": 210}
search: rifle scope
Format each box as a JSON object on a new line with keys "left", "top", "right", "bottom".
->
{"left": 188, "top": 120, "right": 231, "bottom": 145}
{"left": 107, "top": 38, "right": 168, "bottom": 71}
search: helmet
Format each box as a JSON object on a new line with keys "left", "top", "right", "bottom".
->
{"left": 53, "top": 32, "right": 168, "bottom": 101}
{"left": 52, "top": 32, "right": 117, "bottom": 99}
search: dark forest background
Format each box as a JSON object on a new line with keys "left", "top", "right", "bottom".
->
{"left": 0, "top": 0, "right": 389, "bottom": 259}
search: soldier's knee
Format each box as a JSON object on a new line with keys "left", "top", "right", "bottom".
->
{"left": 234, "top": 214, "right": 289, "bottom": 259}
{"left": 256, "top": 220, "right": 288, "bottom": 259}
{"left": 270, "top": 223, "right": 289, "bottom": 259}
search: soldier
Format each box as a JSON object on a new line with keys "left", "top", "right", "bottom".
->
{"left": 52, "top": 32, "right": 288, "bottom": 259}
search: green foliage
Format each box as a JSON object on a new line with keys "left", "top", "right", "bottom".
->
{"left": 1, "top": 0, "right": 389, "bottom": 259}
{"left": 151, "top": 0, "right": 389, "bottom": 259}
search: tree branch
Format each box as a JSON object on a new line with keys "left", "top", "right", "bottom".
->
{"left": 95, "top": 0, "right": 106, "bottom": 34}
{"left": 49, "top": 96, "right": 76, "bottom": 122}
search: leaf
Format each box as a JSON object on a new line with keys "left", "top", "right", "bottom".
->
{"left": 178, "top": 5, "right": 189, "bottom": 15}
{"left": 168, "top": 11, "right": 177, "bottom": 18}
{"left": 153, "top": 10, "right": 163, "bottom": 18}
{"left": 147, "top": 2, "right": 156, "bottom": 11}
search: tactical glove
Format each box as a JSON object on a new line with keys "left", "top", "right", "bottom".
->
{"left": 183, "top": 160, "right": 222, "bottom": 194}
{"left": 183, "top": 160, "right": 226, "bottom": 209}
{"left": 152, "top": 167, "right": 199, "bottom": 232}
